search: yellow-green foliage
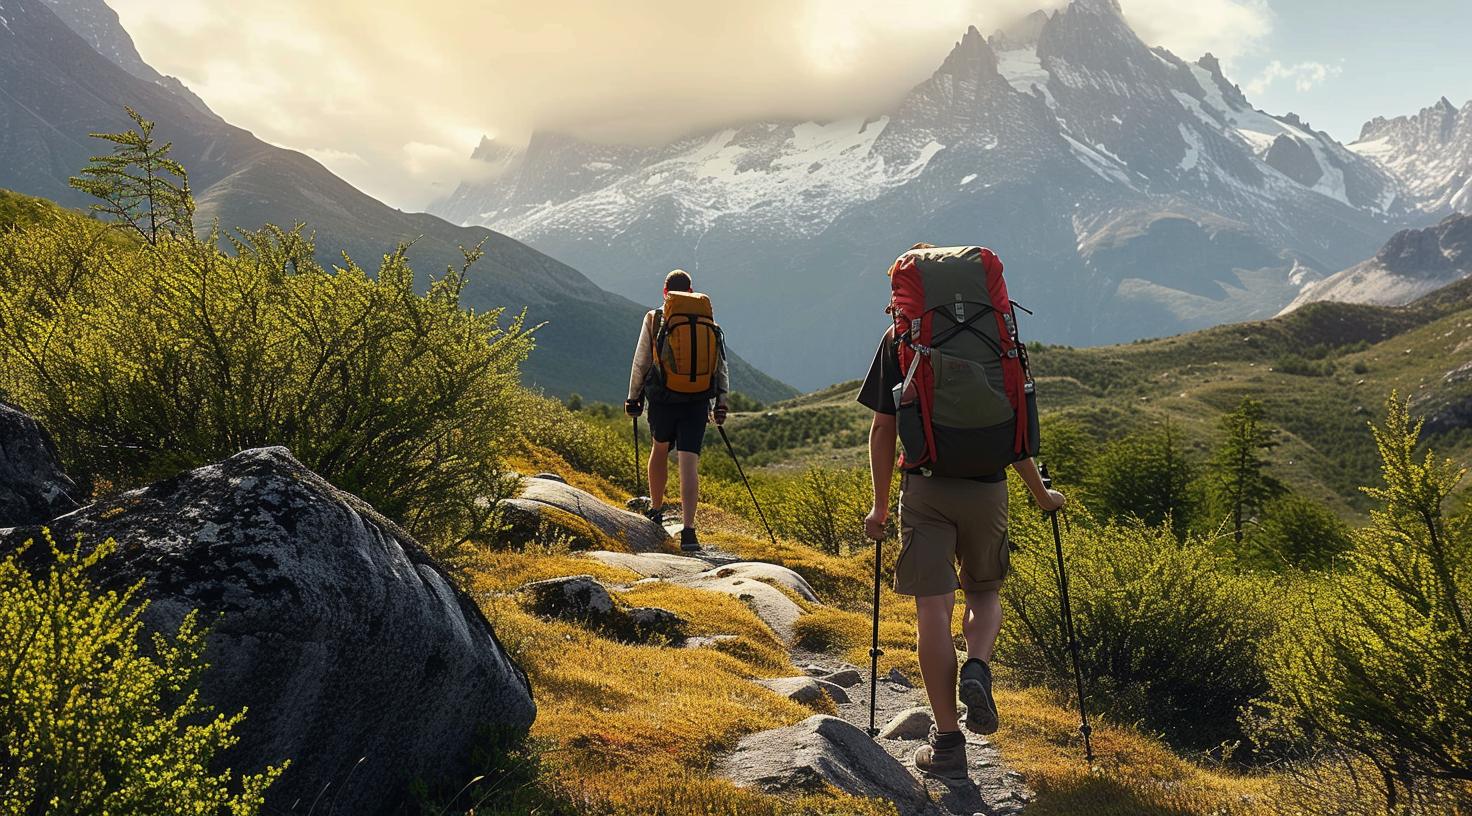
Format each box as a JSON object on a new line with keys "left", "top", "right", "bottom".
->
{"left": 999, "top": 493, "right": 1279, "bottom": 755}
{"left": 0, "top": 124, "right": 533, "bottom": 558}
{"left": 0, "top": 532, "right": 282, "bottom": 814}
{"left": 1256, "top": 396, "right": 1472, "bottom": 812}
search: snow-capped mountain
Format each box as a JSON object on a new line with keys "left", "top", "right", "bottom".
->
{"left": 433, "top": 0, "right": 1409, "bottom": 388}
{"left": 1284, "top": 212, "right": 1472, "bottom": 312}
{"left": 1352, "top": 96, "right": 1472, "bottom": 215}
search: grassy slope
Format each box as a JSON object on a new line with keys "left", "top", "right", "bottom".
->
{"left": 721, "top": 285, "right": 1472, "bottom": 512}
{"left": 0, "top": 188, "right": 796, "bottom": 405}
{"left": 469, "top": 485, "right": 1282, "bottom": 815}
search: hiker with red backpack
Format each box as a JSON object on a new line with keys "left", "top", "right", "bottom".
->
{"left": 625, "top": 269, "right": 730, "bottom": 553}
{"left": 859, "top": 244, "right": 1065, "bottom": 780}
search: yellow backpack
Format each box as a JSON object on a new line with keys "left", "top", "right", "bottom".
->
{"left": 650, "top": 291, "right": 723, "bottom": 399}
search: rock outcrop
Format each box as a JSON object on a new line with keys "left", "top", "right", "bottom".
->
{"left": 718, "top": 714, "right": 930, "bottom": 814}
{"left": 0, "top": 446, "right": 535, "bottom": 816}
{"left": 519, "top": 574, "right": 688, "bottom": 643}
{"left": 513, "top": 476, "right": 669, "bottom": 552}
{"left": 0, "top": 403, "right": 78, "bottom": 527}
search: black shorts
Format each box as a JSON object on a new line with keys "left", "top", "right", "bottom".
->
{"left": 648, "top": 399, "right": 709, "bottom": 454}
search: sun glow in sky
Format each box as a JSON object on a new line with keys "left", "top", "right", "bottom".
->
{"left": 109, "top": 0, "right": 1472, "bottom": 211}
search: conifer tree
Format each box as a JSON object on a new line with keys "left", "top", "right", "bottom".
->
{"left": 68, "top": 106, "right": 195, "bottom": 245}
{"left": 1208, "top": 397, "right": 1281, "bottom": 545}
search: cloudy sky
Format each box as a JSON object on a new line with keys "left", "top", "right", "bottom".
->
{"left": 110, "top": 0, "right": 1472, "bottom": 211}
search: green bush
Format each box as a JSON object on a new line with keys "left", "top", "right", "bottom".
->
{"left": 1254, "top": 397, "right": 1472, "bottom": 811}
{"left": 1085, "top": 422, "right": 1198, "bottom": 540}
{"left": 771, "top": 466, "right": 871, "bottom": 555}
{"left": 0, "top": 118, "right": 533, "bottom": 558}
{"left": 0, "top": 532, "right": 283, "bottom": 814}
{"left": 1249, "top": 493, "right": 1353, "bottom": 571}
{"left": 999, "top": 504, "right": 1277, "bottom": 757}
{"left": 516, "top": 393, "right": 639, "bottom": 494}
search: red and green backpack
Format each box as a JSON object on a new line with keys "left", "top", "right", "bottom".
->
{"left": 887, "top": 245, "right": 1039, "bottom": 477}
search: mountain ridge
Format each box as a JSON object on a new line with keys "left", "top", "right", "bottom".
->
{"left": 0, "top": 0, "right": 793, "bottom": 403}
{"left": 431, "top": 1, "right": 1410, "bottom": 388}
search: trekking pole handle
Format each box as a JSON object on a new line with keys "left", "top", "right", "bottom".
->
{"left": 1040, "top": 462, "right": 1053, "bottom": 490}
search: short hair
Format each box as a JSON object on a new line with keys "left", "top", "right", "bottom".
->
{"left": 909, "top": 242, "right": 935, "bottom": 250}
{"left": 665, "top": 269, "right": 692, "bottom": 292}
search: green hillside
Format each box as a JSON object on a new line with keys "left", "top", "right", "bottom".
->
{"left": 719, "top": 284, "right": 1472, "bottom": 513}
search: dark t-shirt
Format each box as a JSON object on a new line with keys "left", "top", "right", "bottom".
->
{"left": 856, "top": 330, "right": 1006, "bottom": 483}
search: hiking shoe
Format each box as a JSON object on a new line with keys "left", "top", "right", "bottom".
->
{"left": 912, "top": 726, "right": 968, "bottom": 781}
{"left": 643, "top": 506, "right": 666, "bottom": 525}
{"left": 679, "top": 527, "right": 701, "bottom": 552}
{"left": 959, "top": 658, "right": 998, "bottom": 735}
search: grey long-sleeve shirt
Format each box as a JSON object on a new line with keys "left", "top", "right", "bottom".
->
{"left": 628, "top": 310, "right": 729, "bottom": 405}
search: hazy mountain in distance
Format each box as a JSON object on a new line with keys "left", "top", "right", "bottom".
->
{"left": 0, "top": 0, "right": 793, "bottom": 403}
{"left": 1352, "top": 96, "right": 1472, "bottom": 215}
{"left": 1284, "top": 211, "right": 1472, "bottom": 311}
{"left": 37, "top": 0, "right": 219, "bottom": 119}
{"left": 433, "top": 0, "right": 1411, "bottom": 388}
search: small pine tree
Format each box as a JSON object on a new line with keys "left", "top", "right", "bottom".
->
{"left": 68, "top": 106, "right": 195, "bottom": 246}
{"left": 1208, "top": 397, "right": 1282, "bottom": 546}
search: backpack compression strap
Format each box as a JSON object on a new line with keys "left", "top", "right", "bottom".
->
{"left": 979, "top": 249, "right": 1030, "bottom": 455}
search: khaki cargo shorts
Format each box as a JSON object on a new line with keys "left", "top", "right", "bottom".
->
{"left": 894, "top": 474, "right": 1009, "bottom": 597}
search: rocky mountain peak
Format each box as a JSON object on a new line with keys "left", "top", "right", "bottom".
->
{"left": 989, "top": 9, "right": 1050, "bottom": 50}
{"left": 936, "top": 24, "right": 999, "bottom": 78}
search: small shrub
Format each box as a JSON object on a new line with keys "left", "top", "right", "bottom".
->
{"left": 1249, "top": 493, "right": 1353, "bottom": 571}
{"left": 772, "top": 466, "right": 871, "bottom": 555}
{"left": 999, "top": 516, "right": 1278, "bottom": 757}
{"left": 0, "top": 531, "right": 283, "bottom": 813}
{"left": 1086, "top": 423, "right": 1198, "bottom": 540}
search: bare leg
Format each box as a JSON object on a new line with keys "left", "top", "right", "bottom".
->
{"left": 648, "top": 440, "right": 671, "bottom": 509}
{"left": 961, "top": 590, "right": 1002, "bottom": 662}
{"left": 677, "top": 451, "right": 699, "bottom": 529}
{"left": 915, "top": 592, "right": 960, "bottom": 732}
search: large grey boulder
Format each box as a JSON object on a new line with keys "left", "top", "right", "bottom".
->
{"left": 718, "top": 715, "right": 929, "bottom": 814}
{"left": 0, "top": 446, "right": 534, "bottom": 816}
{"left": 515, "top": 476, "right": 669, "bottom": 552}
{"left": 0, "top": 403, "right": 78, "bottom": 527}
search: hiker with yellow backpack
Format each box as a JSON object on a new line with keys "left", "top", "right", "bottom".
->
{"left": 625, "top": 269, "right": 729, "bottom": 552}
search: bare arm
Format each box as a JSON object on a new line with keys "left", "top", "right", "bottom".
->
{"left": 865, "top": 412, "right": 897, "bottom": 539}
{"left": 1011, "top": 457, "right": 1065, "bottom": 511}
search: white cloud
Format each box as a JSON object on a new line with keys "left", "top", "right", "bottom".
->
{"left": 1246, "top": 60, "right": 1343, "bottom": 95}
{"left": 108, "top": 0, "right": 1275, "bottom": 209}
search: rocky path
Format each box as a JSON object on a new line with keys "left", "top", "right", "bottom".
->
{"left": 792, "top": 649, "right": 1033, "bottom": 816}
{"left": 515, "top": 477, "right": 1031, "bottom": 815}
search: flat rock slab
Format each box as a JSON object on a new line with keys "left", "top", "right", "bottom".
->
{"left": 681, "top": 568, "right": 805, "bottom": 641}
{"left": 518, "top": 477, "right": 669, "bottom": 552}
{"left": 718, "top": 714, "right": 929, "bottom": 815}
{"left": 700, "top": 561, "right": 819, "bottom": 603}
{"left": 585, "top": 550, "right": 714, "bottom": 578}
{"left": 586, "top": 552, "right": 809, "bottom": 641}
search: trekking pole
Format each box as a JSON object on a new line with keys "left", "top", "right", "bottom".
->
{"left": 1041, "top": 463, "right": 1094, "bottom": 764}
{"left": 716, "top": 425, "right": 777, "bottom": 548}
{"left": 867, "top": 533, "right": 883, "bottom": 737}
{"left": 632, "top": 416, "right": 644, "bottom": 498}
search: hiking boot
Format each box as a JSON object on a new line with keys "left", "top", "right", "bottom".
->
{"left": 912, "top": 726, "right": 967, "bottom": 781}
{"left": 643, "top": 505, "right": 666, "bottom": 525}
{"left": 679, "top": 527, "right": 701, "bottom": 552}
{"left": 959, "top": 658, "right": 998, "bottom": 735}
